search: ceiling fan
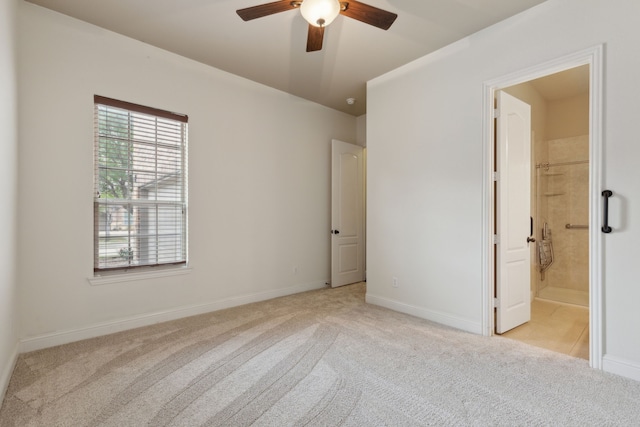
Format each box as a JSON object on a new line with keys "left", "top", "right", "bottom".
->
{"left": 237, "top": 0, "right": 397, "bottom": 52}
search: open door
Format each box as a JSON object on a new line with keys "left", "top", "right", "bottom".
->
{"left": 331, "top": 139, "right": 365, "bottom": 288}
{"left": 495, "top": 91, "right": 532, "bottom": 334}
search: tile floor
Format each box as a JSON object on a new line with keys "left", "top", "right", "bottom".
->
{"left": 500, "top": 298, "right": 589, "bottom": 360}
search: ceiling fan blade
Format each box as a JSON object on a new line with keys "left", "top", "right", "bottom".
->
{"left": 340, "top": 0, "right": 397, "bottom": 30}
{"left": 306, "top": 24, "right": 325, "bottom": 52}
{"left": 237, "top": 1, "right": 297, "bottom": 21}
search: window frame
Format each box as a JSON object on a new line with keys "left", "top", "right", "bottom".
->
{"left": 93, "top": 95, "right": 188, "bottom": 274}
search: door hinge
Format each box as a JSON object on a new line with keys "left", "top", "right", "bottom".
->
{"left": 494, "top": 298, "right": 500, "bottom": 308}
{"left": 492, "top": 171, "right": 500, "bottom": 181}
{"left": 493, "top": 108, "right": 500, "bottom": 118}
{"left": 493, "top": 234, "right": 500, "bottom": 244}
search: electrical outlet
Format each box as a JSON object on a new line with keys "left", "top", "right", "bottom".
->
{"left": 392, "top": 277, "right": 399, "bottom": 288}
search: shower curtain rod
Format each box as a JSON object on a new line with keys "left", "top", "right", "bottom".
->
{"left": 536, "top": 159, "right": 589, "bottom": 169}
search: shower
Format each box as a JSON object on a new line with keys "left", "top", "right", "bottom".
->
{"left": 534, "top": 135, "right": 589, "bottom": 306}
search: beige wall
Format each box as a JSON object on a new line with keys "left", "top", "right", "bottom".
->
{"left": 367, "top": 0, "right": 640, "bottom": 378}
{"left": 18, "top": 3, "right": 356, "bottom": 346}
{"left": 356, "top": 115, "right": 367, "bottom": 147}
{"left": 0, "top": 0, "right": 18, "bottom": 399}
{"left": 547, "top": 93, "right": 590, "bottom": 140}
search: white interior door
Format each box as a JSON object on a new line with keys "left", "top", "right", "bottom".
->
{"left": 331, "top": 139, "right": 365, "bottom": 288}
{"left": 496, "top": 91, "right": 532, "bottom": 334}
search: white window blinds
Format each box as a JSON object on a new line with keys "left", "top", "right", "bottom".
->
{"left": 94, "top": 95, "right": 188, "bottom": 272}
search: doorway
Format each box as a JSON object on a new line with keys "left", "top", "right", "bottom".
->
{"left": 500, "top": 66, "right": 590, "bottom": 359}
{"left": 331, "top": 139, "right": 365, "bottom": 288}
{"left": 482, "top": 46, "right": 604, "bottom": 369}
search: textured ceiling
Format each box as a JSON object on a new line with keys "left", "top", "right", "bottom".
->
{"left": 26, "top": 0, "right": 547, "bottom": 116}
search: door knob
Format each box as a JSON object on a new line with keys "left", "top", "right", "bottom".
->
{"left": 331, "top": 230, "right": 340, "bottom": 235}
{"left": 527, "top": 237, "right": 535, "bottom": 243}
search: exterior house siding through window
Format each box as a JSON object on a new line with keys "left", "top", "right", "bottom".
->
{"left": 94, "top": 96, "right": 188, "bottom": 272}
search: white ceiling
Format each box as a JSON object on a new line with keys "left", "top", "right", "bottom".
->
{"left": 25, "top": 0, "right": 547, "bottom": 116}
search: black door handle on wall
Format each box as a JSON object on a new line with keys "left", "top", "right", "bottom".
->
{"left": 602, "top": 190, "right": 613, "bottom": 233}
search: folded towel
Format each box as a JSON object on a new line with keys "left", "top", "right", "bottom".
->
{"left": 538, "top": 224, "right": 554, "bottom": 273}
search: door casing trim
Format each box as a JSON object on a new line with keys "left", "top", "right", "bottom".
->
{"left": 481, "top": 44, "right": 604, "bottom": 369}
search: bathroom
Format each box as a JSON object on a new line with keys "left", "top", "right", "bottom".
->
{"left": 501, "top": 65, "right": 590, "bottom": 358}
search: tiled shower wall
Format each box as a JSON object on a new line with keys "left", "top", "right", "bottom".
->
{"left": 537, "top": 135, "right": 589, "bottom": 293}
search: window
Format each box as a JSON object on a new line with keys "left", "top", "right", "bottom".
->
{"left": 94, "top": 95, "right": 188, "bottom": 273}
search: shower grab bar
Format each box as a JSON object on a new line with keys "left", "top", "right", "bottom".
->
{"left": 565, "top": 224, "right": 588, "bottom": 229}
{"left": 602, "top": 190, "right": 613, "bottom": 233}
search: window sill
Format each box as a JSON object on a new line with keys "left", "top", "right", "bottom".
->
{"left": 88, "top": 266, "right": 192, "bottom": 286}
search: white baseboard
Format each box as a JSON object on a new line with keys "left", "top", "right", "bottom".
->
{"left": 365, "top": 293, "right": 483, "bottom": 335}
{"left": 19, "top": 280, "right": 327, "bottom": 353}
{"left": 602, "top": 354, "right": 640, "bottom": 382}
{"left": 0, "top": 343, "right": 19, "bottom": 405}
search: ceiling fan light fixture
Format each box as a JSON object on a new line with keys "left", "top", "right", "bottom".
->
{"left": 300, "top": 0, "right": 341, "bottom": 27}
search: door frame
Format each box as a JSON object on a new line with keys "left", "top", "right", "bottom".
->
{"left": 480, "top": 45, "right": 604, "bottom": 369}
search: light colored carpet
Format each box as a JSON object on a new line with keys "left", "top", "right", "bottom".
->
{"left": 1, "top": 282, "right": 640, "bottom": 426}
